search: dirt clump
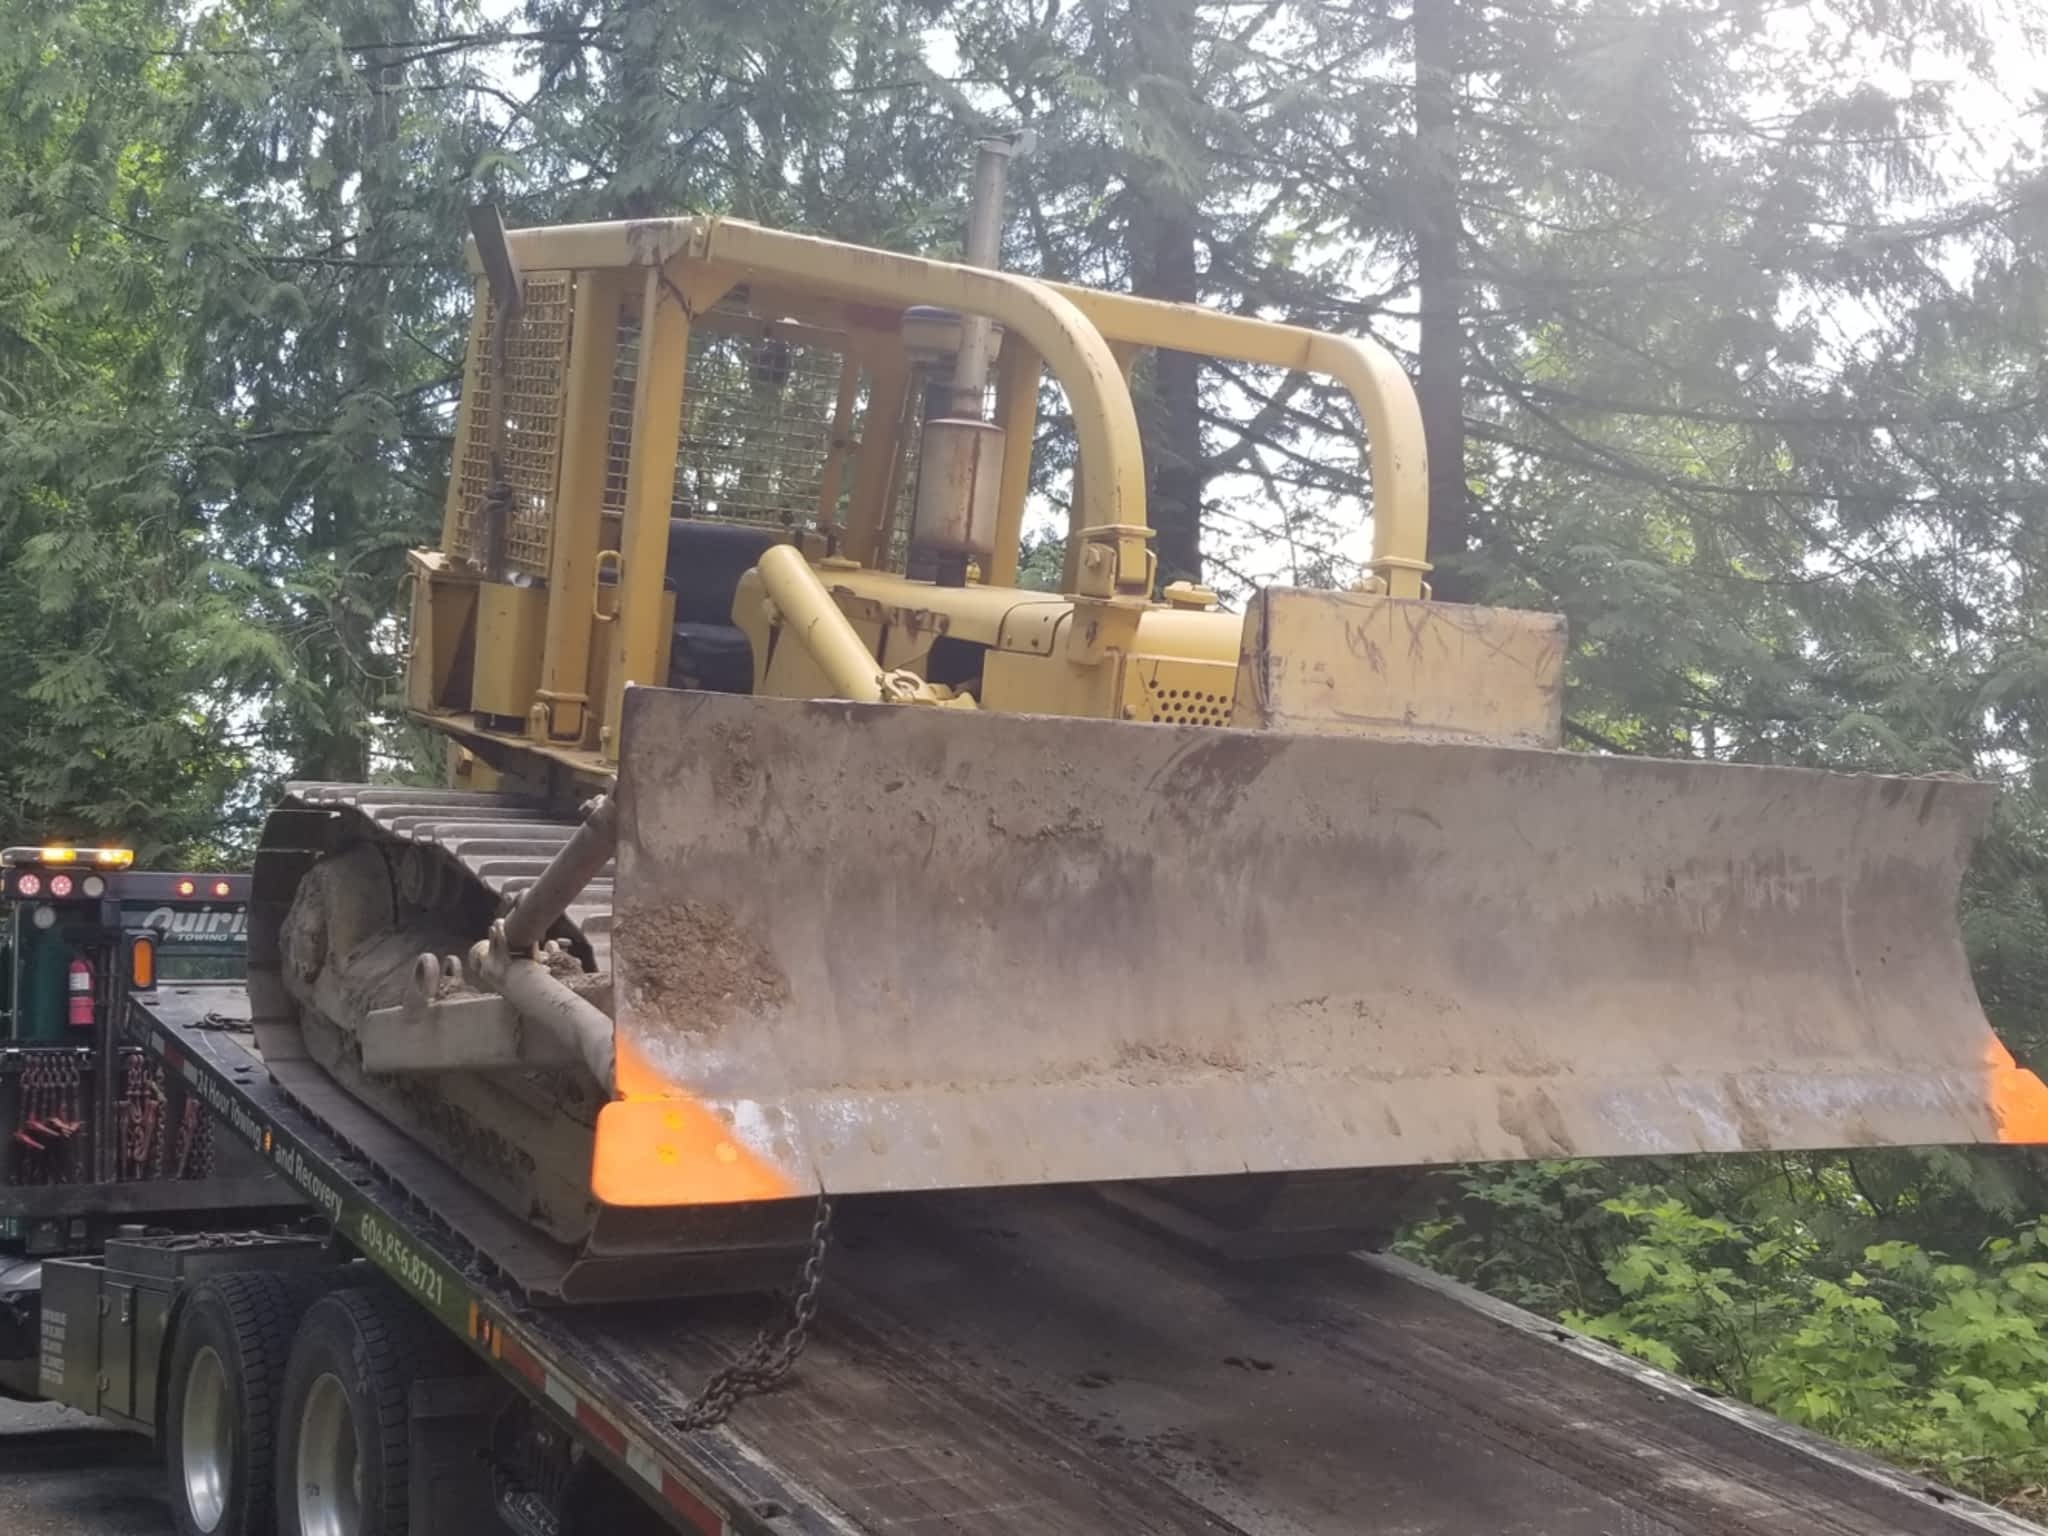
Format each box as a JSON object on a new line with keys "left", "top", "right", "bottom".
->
{"left": 613, "top": 901, "right": 789, "bottom": 1037}
{"left": 541, "top": 945, "right": 588, "bottom": 980}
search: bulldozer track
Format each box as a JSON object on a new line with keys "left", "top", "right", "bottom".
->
{"left": 249, "top": 783, "right": 819, "bottom": 1303}
{"left": 279, "top": 784, "right": 613, "bottom": 972}
{"left": 243, "top": 782, "right": 583, "bottom": 1297}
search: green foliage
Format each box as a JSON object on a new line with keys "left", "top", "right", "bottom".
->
{"left": 0, "top": 0, "right": 279, "bottom": 857}
{"left": 1014, "top": 532, "right": 1067, "bottom": 592}
{"left": 1406, "top": 1161, "right": 2048, "bottom": 1508}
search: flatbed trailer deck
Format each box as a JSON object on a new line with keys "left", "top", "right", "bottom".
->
{"left": 117, "top": 981, "right": 2043, "bottom": 1536}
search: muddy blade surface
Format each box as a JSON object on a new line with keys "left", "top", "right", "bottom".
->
{"left": 602, "top": 688, "right": 2048, "bottom": 1204}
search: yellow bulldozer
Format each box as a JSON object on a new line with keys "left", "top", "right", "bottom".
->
{"left": 247, "top": 146, "right": 2048, "bottom": 1300}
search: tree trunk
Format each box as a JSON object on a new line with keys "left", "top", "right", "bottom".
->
{"left": 305, "top": 15, "right": 401, "bottom": 783}
{"left": 1413, "top": 0, "right": 1469, "bottom": 599}
{"left": 1136, "top": 215, "right": 1204, "bottom": 588}
{"left": 1127, "top": 0, "right": 1204, "bottom": 589}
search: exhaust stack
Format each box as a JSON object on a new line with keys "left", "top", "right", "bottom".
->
{"left": 912, "top": 134, "right": 1034, "bottom": 586}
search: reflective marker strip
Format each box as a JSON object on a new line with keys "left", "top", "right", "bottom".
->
{"left": 626, "top": 1438, "right": 661, "bottom": 1487}
{"left": 663, "top": 1472, "right": 725, "bottom": 1533}
{"left": 575, "top": 1396, "right": 625, "bottom": 1452}
{"left": 546, "top": 1371, "right": 579, "bottom": 1415}
{"left": 494, "top": 1329, "right": 547, "bottom": 1388}
{"left": 478, "top": 1307, "right": 729, "bottom": 1535}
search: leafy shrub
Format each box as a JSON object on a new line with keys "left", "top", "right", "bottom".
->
{"left": 1402, "top": 1161, "right": 2048, "bottom": 1509}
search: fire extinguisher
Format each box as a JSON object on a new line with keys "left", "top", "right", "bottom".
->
{"left": 67, "top": 955, "right": 94, "bottom": 1030}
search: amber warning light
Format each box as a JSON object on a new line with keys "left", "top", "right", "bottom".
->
{"left": 128, "top": 933, "right": 156, "bottom": 991}
{"left": 1, "top": 845, "right": 134, "bottom": 869}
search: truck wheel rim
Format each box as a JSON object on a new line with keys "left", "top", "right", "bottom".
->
{"left": 181, "top": 1344, "right": 233, "bottom": 1532}
{"left": 296, "top": 1372, "right": 361, "bottom": 1536}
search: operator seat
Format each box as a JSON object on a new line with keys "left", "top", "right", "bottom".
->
{"left": 663, "top": 519, "right": 786, "bottom": 693}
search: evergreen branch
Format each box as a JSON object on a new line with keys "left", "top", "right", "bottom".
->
{"left": 1565, "top": 718, "right": 1637, "bottom": 754}
{"left": 1472, "top": 377, "right": 2044, "bottom": 513}
{"left": 1491, "top": 376, "right": 2040, "bottom": 431}
{"left": 109, "top": 26, "right": 605, "bottom": 61}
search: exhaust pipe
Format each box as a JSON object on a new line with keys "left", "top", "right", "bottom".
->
{"left": 913, "top": 132, "right": 1035, "bottom": 587}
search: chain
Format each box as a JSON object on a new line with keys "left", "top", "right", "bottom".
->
{"left": 172, "top": 1097, "right": 201, "bottom": 1178}
{"left": 111, "top": 1055, "right": 209, "bottom": 1182}
{"left": 9, "top": 1054, "right": 87, "bottom": 1185}
{"left": 120, "top": 1054, "right": 155, "bottom": 1179}
{"left": 119, "top": 1056, "right": 167, "bottom": 1181}
{"left": 146, "top": 1063, "right": 167, "bottom": 1179}
{"left": 55, "top": 1056, "right": 82, "bottom": 1140}
{"left": 672, "top": 1195, "right": 833, "bottom": 1432}
{"left": 10, "top": 1056, "right": 50, "bottom": 1184}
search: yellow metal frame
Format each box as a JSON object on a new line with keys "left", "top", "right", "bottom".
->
{"left": 535, "top": 268, "right": 623, "bottom": 743}
{"left": 1048, "top": 284, "right": 1431, "bottom": 599}
{"left": 419, "top": 212, "right": 1435, "bottom": 766}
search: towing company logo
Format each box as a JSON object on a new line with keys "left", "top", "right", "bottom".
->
{"left": 137, "top": 905, "right": 248, "bottom": 944}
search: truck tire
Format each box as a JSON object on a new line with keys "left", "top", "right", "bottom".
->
{"left": 163, "top": 1269, "right": 334, "bottom": 1536}
{"left": 276, "top": 1285, "right": 468, "bottom": 1536}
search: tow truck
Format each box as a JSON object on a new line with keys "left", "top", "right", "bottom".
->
{"left": 0, "top": 827, "right": 2034, "bottom": 1536}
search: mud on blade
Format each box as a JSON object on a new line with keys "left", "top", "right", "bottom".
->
{"left": 595, "top": 689, "right": 2048, "bottom": 1206}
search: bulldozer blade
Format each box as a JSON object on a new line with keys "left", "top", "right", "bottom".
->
{"left": 595, "top": 688, "right": 2048, "bottom": 1207}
